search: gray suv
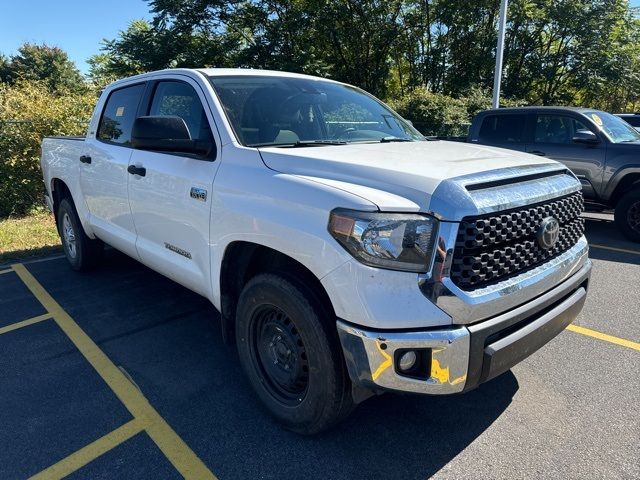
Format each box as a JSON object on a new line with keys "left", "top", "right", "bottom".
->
{"left": 469, "top": 107, "right": 640, "bottom": 241}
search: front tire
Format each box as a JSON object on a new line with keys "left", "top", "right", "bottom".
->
{"left": 57, "top": 198, "right": 103, "bottom": 270}
{"left": 235, "top": 273, "right": 354, "bottom": 434}
{"left": 614, "top": 188, "right": 640, "bottom": 242}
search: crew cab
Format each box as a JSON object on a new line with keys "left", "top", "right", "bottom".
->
{"left": 469, "top": 107, "right": 640, "bottom": 241}
{"left": 41, "top": 69, "right": 591, "bottom": 434}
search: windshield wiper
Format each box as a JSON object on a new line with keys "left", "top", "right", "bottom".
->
{"left": 379, "top": 136, "right": 414, "bottom": 143}
{"left": 252, "top": 140, "right": 348, "bottom": 148}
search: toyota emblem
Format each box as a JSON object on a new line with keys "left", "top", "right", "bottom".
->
{"left": 537, "top": 217, "right": 560, "bottom": 250}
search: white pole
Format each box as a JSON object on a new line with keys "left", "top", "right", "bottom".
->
{"left": 492, "top": 0, "right": 508, "bottom": 109}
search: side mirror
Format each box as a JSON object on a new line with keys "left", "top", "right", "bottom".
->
{"left": 404, "top": 119, "right": 414, "bottom": 127}
{"left": 131, "top": 116, "right": 213, "bottom": 156}
{"left": 572, "top": 129, "right": 599, "bottom": 145}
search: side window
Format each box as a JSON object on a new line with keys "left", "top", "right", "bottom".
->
{"left": 97, "top": 84, "right": 145, "bottom": 145}
{"left": 625, "top": 116, "right": 640, "bottom": 128}
{"left": 149, "top": 81, "right": 213, "bottom": 141}
{"left": 478, "top": 114, "right": 526, "bottom": 143}
{"left": 534, "top": 115, "right": 589, "bottom": 144}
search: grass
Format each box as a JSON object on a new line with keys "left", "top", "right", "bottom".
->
{"left": 0, "top": 209, "right": 61, "bottom": 264}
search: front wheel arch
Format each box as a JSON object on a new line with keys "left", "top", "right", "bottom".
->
{"left": 219, "top": 241, "right": 336, "bottom": 344}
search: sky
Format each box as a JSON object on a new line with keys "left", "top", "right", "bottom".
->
{"left": 0, "top": 0, "right": 152, "bottom": 74}
{"left": 1, "top": 0, "right": 639, "bottom": 76}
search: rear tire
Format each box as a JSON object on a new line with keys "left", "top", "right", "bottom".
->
{"left": 235, "top": 273, "right": 354, "bottom": 434}
{"left": 57, "top": 198, "right": 103, "bottom": 270}
{"left": 614, "top": 188, "right": 640, "bottom": 242}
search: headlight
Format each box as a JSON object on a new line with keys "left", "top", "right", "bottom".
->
{"left": 328, "top": 209, "right": 438, "bottom": 272}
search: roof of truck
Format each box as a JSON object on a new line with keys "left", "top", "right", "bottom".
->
{"left": 105, "top": 67, "right": 345, "bottom": 90}
{"left": 478, "top": 106, "right": 602, "bottom": 115}
{"left": 197, "top": 68, "right": 341, "bottom": 82}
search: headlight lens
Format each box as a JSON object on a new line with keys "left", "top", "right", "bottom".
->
{"left": 328, "top": 209, "right": 438, "bottom": 272}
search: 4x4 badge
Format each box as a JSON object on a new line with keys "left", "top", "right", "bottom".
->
{"left": 190, "top": 187, "right": 207, "bottom": 202}
{"left": 537, "top": 217, "right": 560, "bottom": 250}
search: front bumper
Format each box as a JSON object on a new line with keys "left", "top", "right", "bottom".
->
{"left": 337, "top": 259, "right": 591, "bottom": 395}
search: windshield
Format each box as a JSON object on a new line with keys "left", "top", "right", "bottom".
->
{"left": 208, "top": 75, "right": 424, "bottom": 147}
{"left": 585, "top": 111, "right": 640, "bottom": 143}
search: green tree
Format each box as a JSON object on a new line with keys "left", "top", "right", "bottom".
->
{"left": 2, "top": 43, "right": 85, "bottom": 93}
{"left": 92, "top": 0, "right": 640, "bottom": 109}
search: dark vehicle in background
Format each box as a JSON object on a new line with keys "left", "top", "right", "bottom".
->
{"left": 616, "top": 113, "right": 640, "bottom": 132}
{"left": 469, "top": 107, "right": 640, "bottom": 241}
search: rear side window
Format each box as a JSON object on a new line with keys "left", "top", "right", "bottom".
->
{"left": 97, "top": 84, "right": 145, "bottom": 145}
{"left": 534, "top": 115, "right": 589, "bottom": 144}
{"left": 621, "top": 116, "right": 640, "bottom": 127}
{"left": 478, "top": 114, "right": 526, "bottom": 143}
{"left": 149, "top": 81, "right": 213, "bottom": 141}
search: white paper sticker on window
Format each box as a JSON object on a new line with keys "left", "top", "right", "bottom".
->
{"left": 116, "top": 106, "right": 125, "bottom": 117}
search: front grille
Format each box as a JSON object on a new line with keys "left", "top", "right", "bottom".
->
{"left": 451, "top": 192, "right": 584, "bottom": 290}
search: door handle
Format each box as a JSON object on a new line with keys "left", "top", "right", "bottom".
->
{"left": 127, "top": 165, "right": 146, "bottom": 177}
{"left": 79, "top": 155, "right": 92, "bottom": 164}
{"left": 528, "top": 150, "right": 546, "bottom": 156}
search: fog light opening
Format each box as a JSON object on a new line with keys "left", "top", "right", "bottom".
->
{"left": 394, "top": 348, "right": 431, "bottom": 379}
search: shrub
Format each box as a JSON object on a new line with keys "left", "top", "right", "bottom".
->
{"left": 0, "top": 81, "right": 96, "bottom": 217}
{"left": 389, "top": 86, "right": 528, "bottom": 137}
{"left": 389, "top": 87, "right": 469, "bottom": 137}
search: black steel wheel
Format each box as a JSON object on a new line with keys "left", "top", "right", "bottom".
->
{"left": 235, "top": 273, "right": 354, "bottom": 434}
{"left": 249, "top": 305, "right": 309, "bottom": 406}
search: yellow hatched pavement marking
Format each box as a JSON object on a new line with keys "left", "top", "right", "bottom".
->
{"left": 589, "top": 244, "right": 640, "bottom": 256}
{"left": 12, "top": 264, "right": 216, "bottom": 480}
{"left": 567, "top": 324, "right": 640, "bottom": 351}
{"left": 29, "top": 419, "right": 145, "bottom": 480}
{"left": 0, "top": 313, "right": 53, "bottom": 336}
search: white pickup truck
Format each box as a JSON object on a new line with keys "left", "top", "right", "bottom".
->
{"left": 41, "top": 68, "right": 591, "bottom": 434}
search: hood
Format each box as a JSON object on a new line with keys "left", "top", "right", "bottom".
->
{"left": 258, "top": 141, "right": 578, "bottom": 219}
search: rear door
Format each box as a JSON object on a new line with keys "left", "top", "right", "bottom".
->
{"left": 526, "top": 113, "right": 606, "bottom": 200}
{"left": 473, "top": 113, "right": 528, "bottom": 152}
{"left": 81, "top": 82, "right": 145, "bottom": 258}
{"left": 127, "top": 77, "right": 220, "bottom": 297}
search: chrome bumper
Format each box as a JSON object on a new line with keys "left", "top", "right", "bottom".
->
{"left": 337, "top": 321, "right": 470, "bottom": 394}
{"left": 337, "top": 259, "right": 591, "bottom": 395}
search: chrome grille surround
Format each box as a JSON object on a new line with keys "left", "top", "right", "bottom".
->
{"left": 418, "top": 163, "right": 589, "bottom": 325}
{"left": 451, "top": 192, "right": 585, "bottom": 290}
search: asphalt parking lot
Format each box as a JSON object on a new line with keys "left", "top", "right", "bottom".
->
{"left": 1, "top": 213, "right": 638, "bottom": 480}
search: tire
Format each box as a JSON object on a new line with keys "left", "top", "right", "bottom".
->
{"left": 235, "top": 273, "right": 354, "bottom": 434}
{"left": 614, "top": 188, "right": 640, "bottom": 243}
{"left": 57, "top": 198, "right": 103, "bottom": 270}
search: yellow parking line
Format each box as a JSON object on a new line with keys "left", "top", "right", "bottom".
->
{"left": 29, "top": 419, "right": 145, "bottom": 480}
{"left": 0, "top": 268, "right": 13, "bottom": 275}
{"left": 567, "top": 324, "right": 640, "bottom": 351}
{"left": 0, "top": 313, "right": 53, "bottom": 336}
{"left": 12, "top": 264, "right": 216, "bottom": 480}
{"left": 589, "top": 244, "right": 640, "bottom": 255}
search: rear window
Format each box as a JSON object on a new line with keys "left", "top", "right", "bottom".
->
{"left": 619, "top": 115, "right": 640, "bottom": 127}
{"left": 97, "top": 84, "right": 145, "bottom": 145}
{"left": 478, "top": 114, "right": 527, "bottom": 143}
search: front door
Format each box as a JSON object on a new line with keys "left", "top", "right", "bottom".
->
{"left": 80, "top": 82, "right": 146, "bottom": 258}
{"left": 526, "top": 113, "right": 606, "bottom": 200}
{"left": 127, "top": 78, "right": 220, "bottom": 297}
